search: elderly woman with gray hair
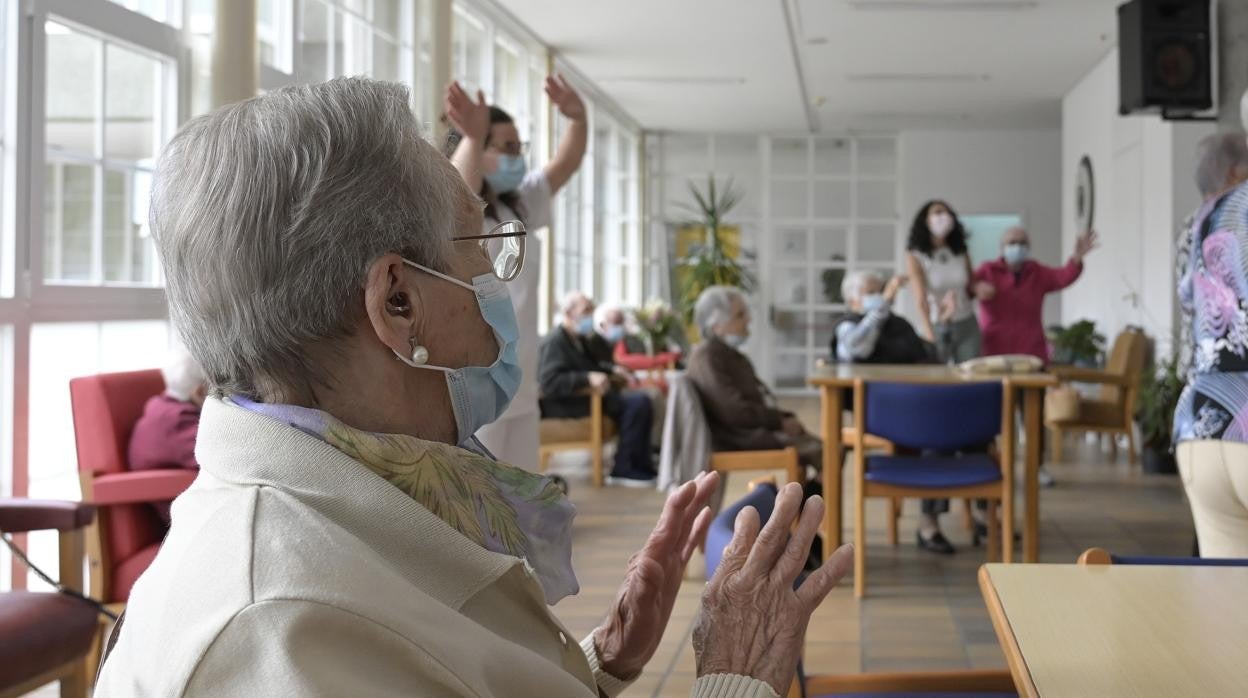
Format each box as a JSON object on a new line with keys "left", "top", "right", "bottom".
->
{"left": 94, "top": 79, "right": 853, "bottom": 698}
{"left": 686, "top": 286, "right": 822, "bottom": 470}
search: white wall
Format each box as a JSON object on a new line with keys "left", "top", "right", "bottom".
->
{"left": 1061, "top": 50, "right": 1212, "bottom": 356}
{"left": 898, "top": 128, "right": 1063, "bottom": 326}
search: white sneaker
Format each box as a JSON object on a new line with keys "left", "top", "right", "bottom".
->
{"left": 1038, "top": 468, "right": 1056, "bottom": 488}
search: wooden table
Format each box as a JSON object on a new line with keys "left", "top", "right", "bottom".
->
{"left": 809, "top": 364, "right": 1055, "bottom": 563}
{"left": 979, "top": 563, "right": 1248, "bottom": 697}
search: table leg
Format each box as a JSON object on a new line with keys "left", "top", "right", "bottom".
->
{"left": 1023, "top": 387, "right": 1043, "bottom": 562}
{"left": 821, "top": 385, "right": 843, "bottom": 561}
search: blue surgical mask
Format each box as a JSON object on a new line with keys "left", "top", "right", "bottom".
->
{"left": 1004, "top": 243, "right": 1029, "bottom": 266}
{"left": 576, "top": 315, "right": 594, "bottom": 336}
{"left": 485, "top": 154, "right": 527, "bottom": 195}
{"left": 604, "top": 325, "right": 626, "bottom": 344}
{"left": 861, "top": 293, "right": 889, "bottom": 314}
{"left": 396, "top": 261, "right": 522, "bottom": 446}
{"left": 723, "top": 333, "right": 748, "bottom": 349}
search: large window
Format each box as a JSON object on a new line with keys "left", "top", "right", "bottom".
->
{"left": 43, "top": 21, "right": 170, "bottom": 286}
{"left": 295, "top": 0, "right": 412, "bottom": 85}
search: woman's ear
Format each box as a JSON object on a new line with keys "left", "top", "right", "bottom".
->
{"left": 364, "top": 254, "right": 417, "bottom": 358}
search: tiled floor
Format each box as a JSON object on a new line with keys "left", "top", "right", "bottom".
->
{"left": 549, "top": 397, "right": 1195, "bottom": 696}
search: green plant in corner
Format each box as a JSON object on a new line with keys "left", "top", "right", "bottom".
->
{"left": 676, "top": 175, "right": 756, "bottom": 323}
{"left": 1046, "top": 319, "right": 1107, "bottom": 366}
{"left": 1135, "top": 355, "right": 1184, "bottom": 451}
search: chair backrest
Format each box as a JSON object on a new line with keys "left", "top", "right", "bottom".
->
{"left": 863, "top": 382, "right": 1003, "bottom": 452}
{"left": 69, "top": 369, "right": 165, "bottom": 476}
{"left": 1100, "top": 329, "right": 1147, "bottom": 405}
{"left": 658, "top": 373, "right": 714, "bottom": 491}
{"left": 1078, "top": 547, "right": 1248, "bottom": 566}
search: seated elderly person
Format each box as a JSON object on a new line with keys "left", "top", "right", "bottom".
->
{"left": 596, "top": 304, "right": 682, "bottom": 373}
{"left": 128, "top": 346, "right": 208, "bottom": 523}
{"left": 687, "top": 286, "right": 821, "bottom": 470}
{"left": 540, "top": 292, "right": 656, "bottom": 485}
{"left": 831, "top": 271, "right": 935, "bottom": 364}
{"left": 95, "top": 78, "right": 853, "bottom": 697}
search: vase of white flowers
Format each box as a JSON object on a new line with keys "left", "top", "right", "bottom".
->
{"left": 633, "top": 299, "right": 675, "bottom": 357}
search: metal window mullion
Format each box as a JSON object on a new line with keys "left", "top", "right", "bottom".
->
{"left": 50, "top": 163, "right": 62, "bottom": 281}
{"left": 121, "top": 169, "right": 132, "bottom": 282}
{"left": 91, "top": 36, "right": 105, "bottom": 285}
{"left": 326, "top": 3, "right": 337, "bottom": 79}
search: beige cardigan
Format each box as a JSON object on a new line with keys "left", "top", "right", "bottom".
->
{"left": 95, "top": 398, "right": 775, "bottom": 697}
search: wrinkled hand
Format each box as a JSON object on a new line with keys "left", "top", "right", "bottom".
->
{"left": 884, "top": 274, "right": 908, "bottom": 302}
{"left": 973, "top": 281, "right": 996, "bottom": 302}
{"left": 612, "top": 365, "right": 635, "bottom": 383}
{"left": 444, "top": 81, "right": 489, "bottom": 142}
{"left": 938, "top": 289, "right": 958, "bottom": 323}
{"left": 594, "top": 472, "right": 719, "bottom": 679}
{"left": 780, "top": 416, "right": 806, "bottom": 439}
{"left": 546, "top": 74, "right": 586, "bottom": 122}
{"left": 587, "top": 371, "right": 610, "bottom": 395}
{"left": 1074, "top": 229, "right": 1098, "bottom": 261}
{"left": 694, "top": 483, "right": 854, "bottom": 695}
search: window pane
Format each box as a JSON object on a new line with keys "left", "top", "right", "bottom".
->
{"left": 857, "top": 138, "right": 896, "bottom": 176}
{"left": 452, "top": 10, "right": 486, "bottom": 93}
{"left": 372, "top": 36, "right": 399, "bottom": 82}
{"left": 857, "top": 223, "right": 895, "bottom": 263}
{"left": 374, "top": 0, "right": 403, "bottom": 30}
{"left": 494, "top": 41, "right": 523, "bottom": 116}
{"left": 259, "top": 0, "right": 292, "bottom": 70}
{"left": 298, "top": 0, "right": 330, "bottom": 82}
{"left": 814, "top": 138, "right": 851, "bottom": 175}
{"left": 44, "top": 163, "right": 96, "bottom": 282}
{"left": 103, "top": 168, "right": 157, "bottom": 284}
{"left": 106, "top": 44, "right": 161, "bottom": 163}
{"left": 813, "top": 179, "right": 852, "bottom": 219}
{"left": 45, "top": 23, "right": 99, "bottom": 155}
{"left": 337, "top": 11, "right": 368, "bottom": 77}
{"left": 771, "top": 138, "right": 807, "bottom": 176}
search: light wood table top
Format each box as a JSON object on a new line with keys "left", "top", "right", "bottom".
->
{"left": 979, "top": 563, "right": 1248, "bottom": 697}
{"left": 809, "top": 363, "right": 1057, "bottom": 388}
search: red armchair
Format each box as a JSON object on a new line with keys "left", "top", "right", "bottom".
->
{"left": 68, "top": 370, "right": 197, "bottom": 617}
{"left": 0, "top": 499, "right": 98, "bottom": 698}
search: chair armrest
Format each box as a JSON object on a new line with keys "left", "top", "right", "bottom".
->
{"left": 92, "top": 468, "right": 199, "bottom": 506}
{"left": 0, "top": 499, "right": 96, "bottom": 533}
{"left": 1050, "top": 366, "right": 1135, "bottom": 386}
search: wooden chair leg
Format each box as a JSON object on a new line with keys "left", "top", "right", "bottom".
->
{"left": 961, "top": 498, "right": 975, "bottom": 532}
{"left": 986, "top": 501, "right": 1001, "bottom": 563}
{"left": 1108, "top": 433, "right": 1118, "bottom": 460}
{"left": 591, "top": 393, "right": 604, "bottom": 488}
{"left": 1050, "top": 426, "right": 1063, "bottom": 463}
{"left": 887, "top": 498, "right": 900, "bottom": 546}
{"left": 1126, "top": 427, "right": 1138, "bottom": 465}
{"left": 61, "top": 658, "right": 89, "bottom": 698}
{"left": 854, "top": 490, "right": 866, "bottom": 599}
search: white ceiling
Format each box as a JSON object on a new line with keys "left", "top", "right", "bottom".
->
{"left": 498, "top": 0, "right": 1122, "bottom": 133}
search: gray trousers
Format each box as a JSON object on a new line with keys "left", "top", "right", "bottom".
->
{"left": 934, "top": 315, "right": 982, "bottom": 365}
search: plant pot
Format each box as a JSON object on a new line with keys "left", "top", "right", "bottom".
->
{"left": 1141, "top": 447, "right": 1178, "bottom": 475}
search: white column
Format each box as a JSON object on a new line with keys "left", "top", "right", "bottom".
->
{"left": 429, "top": 0, "right": 453, "bottom": 145}
{"left": 1218, "top": 1, "right": 1248, "bottom": 128}
{"left": 211, "top": 0, "right": 258, "bottom": 107}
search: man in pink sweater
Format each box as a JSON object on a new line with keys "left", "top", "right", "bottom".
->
{"left": 973, "top": 226, "right": 1098, "bottom": 360}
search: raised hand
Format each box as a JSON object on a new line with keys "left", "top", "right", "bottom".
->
{"left": 694, "top": 483, "right": 854, "bottom": 694}
{"left": 593, "top": 472, "right": 719, "bottom": 679}
{"left": 545, "top": 74, "right": 586, "bottom": 122}
{"left": 1074, "top": 229, "right": 1098, "bottom": 261}
{"left": 444, "top": 81, "right": 489, "bottom": 142}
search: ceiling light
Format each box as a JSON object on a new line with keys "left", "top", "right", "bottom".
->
{"left": 597, "top": 76, "right": 746, "bottom": 85}
{"left": 846, "top": 72, "right": 990, "bottom": 82}
{"left": 847, "top": 0, "right": 1038, "bottom": 10}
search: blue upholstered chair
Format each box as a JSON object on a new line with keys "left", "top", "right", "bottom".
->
{"left": 851, "top": 381, "right": 1014, "bottom": 597}
{"left": 705, "top": 485, "right": 1016, "bottom": 698}
{"left": 1077, "top": 547, "right": 1248, "bottom": 566}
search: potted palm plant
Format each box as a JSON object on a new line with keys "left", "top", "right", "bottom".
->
{"left": 1135, "top": 356, "right": 1183, "bottom": 475}
{"left": 1046, "top": 319, "right": 1106, "bottom": 366}
{"left": 676, "top": 176, "right": 756, "bottom": 326}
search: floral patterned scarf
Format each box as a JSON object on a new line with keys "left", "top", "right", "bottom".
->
{"left": 230, "top": 396, "right": 579, "bottom": 604}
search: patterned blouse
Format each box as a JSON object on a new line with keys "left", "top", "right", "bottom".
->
{"left": 1174, "top": 181, "right": 1248, "bottom": 444}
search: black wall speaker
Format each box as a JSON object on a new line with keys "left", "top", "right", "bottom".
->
{"left": 1118, "top": 0, "right": 1214, "bottom": 117}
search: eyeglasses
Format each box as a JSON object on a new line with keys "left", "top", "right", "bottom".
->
{"left": 455, "top": 219, "right": 527, "bottom": 282}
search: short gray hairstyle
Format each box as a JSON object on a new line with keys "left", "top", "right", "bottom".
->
{"left": 694, "top": 285, "right": 746, "bottom": 338}
{"left": 841, "top": 270, "right": 884, "bottom": 305}
{"left": 162, "top": 345, "right": 206, "bottom": 402}
{"left": 151, "top": 78, "right": 462, "bottom": 399}
{"left": 1194, "top": 131, "right": 1248, "bottom": 197}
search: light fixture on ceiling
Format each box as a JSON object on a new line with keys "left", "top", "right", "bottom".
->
{"left": 597, "top": 76, "right": 746, "bottom": 85}
{"left": 846, "top": 72, "right": 991, "bottom": 82}
{"left": 847, "top": 0, "right": 1038, "bottom": 10}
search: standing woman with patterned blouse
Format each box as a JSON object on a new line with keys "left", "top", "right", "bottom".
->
{"left": 1174, "top": 109, "right": 1248, "bottom": 558}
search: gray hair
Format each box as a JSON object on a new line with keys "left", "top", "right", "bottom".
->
{"left": 1194, "top": 131, "right": 1248, "bottom": 197}
{"left": 694, "top": 285, "right": 746, "bottom": 338}
{"left": 151, "top": 78, "right": 462, "bottom": 399}
{"left": 162, "top": 345, "right": 206, "bottom": 402}
{"left": 841, "top": 270, "right": 883, "bottom": 305}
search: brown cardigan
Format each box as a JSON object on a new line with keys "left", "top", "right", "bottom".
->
{"left": 686, "top": 337, "right": 790, "bottom": 452}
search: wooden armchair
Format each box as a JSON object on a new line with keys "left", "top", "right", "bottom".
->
{"left": 1048, "top": 328, "right": 1148, "bottom": 464}
{"left": 538, "top": 391, "right": 617, "bottom": 487}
